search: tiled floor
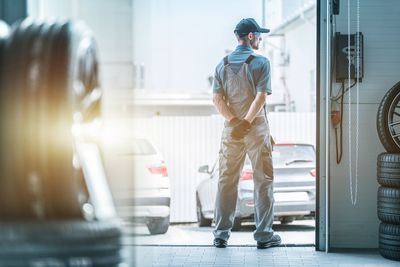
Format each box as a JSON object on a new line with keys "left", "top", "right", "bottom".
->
{"left": 123, "top": 246, "right": 399, "bottom": 267}
{"left": 121, "top": 220, "right": 398, "bottom": 266}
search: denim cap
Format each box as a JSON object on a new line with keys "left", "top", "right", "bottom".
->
{"left": 234, "top": 18, "right": 270, "bottom": 37}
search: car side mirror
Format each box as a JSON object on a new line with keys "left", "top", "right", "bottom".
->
{"left": 198, "top": 165, "right": 210, "bottom": 174}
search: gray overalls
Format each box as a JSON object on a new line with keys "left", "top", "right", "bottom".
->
{"left": 213, "top": 55, "right": 275, "bottom": 242}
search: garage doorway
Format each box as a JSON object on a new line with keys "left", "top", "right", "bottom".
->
{"left": 111, "top": 0, "right": 320, "bottom": 248}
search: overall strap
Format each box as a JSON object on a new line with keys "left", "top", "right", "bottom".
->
{"left": 245, "top": 54, "right": 255, "bottom": 64}
{"left": 245, "top": 54, "right": 266, "bottom": 118}
{"left": 223, "top": 56, "right": 229, "bottom": 66}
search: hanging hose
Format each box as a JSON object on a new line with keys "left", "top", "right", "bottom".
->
{"left": 331, "top": 81, "right": 356, "bottom": 164}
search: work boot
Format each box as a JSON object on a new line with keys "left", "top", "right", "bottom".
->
{"left": 257, "top": 234, "right": 282, "bottom": 249}
{"left": 213, "top": 238, "right": 227, "bottom": 248}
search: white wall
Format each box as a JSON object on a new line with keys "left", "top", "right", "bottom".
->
{"left": 132, "top": 0, "right": 266, "bottom": 93}
{"left": 266, "top": 1, "right": 316, "bottom": 112}
{"left": 284, "top": 16, "right": 316, "bottom": 112}
{"left": 329, "top": 0, "right": 400, "bottom": 248}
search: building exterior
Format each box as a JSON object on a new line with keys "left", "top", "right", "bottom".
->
{"left": 267, "top": 0, "right": 316, "bottom": 112}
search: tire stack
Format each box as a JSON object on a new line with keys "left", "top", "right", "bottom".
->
{"left": 376, "top": 82, "right": 400, "bottom": 261}
{"left": 377, "top": 154, "right": 400, "bottom": 261}
{"left": 0, "top": 19, "right": 122, "bottom": 266}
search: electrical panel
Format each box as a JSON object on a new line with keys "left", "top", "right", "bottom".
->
{"left": 335, "top": 32, "right": 364, "bottom": 82}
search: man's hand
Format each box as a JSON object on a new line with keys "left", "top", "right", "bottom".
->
{"left": 228, "top": 117, "right": 241, "bottom": 127}
{"left": 231, "top": 120, "right": 251, "bottom": 139}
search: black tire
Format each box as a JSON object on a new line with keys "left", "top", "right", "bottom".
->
{"left": 376, "top": 153, "right": 400, "bottom": 187}
{"left": 379, "top": 223, "right": 400, "bottom": 261}
{"left": 0, "top": 21, "right": 67, "bottom": 218}
{"left": 0, "top": 19, "right": 101, "bottom": 219}
{"left": 232, "top": 217, "right": 242, "bottom": 231}
{"left": 378, "top": 153, "right": 400, "bottom": 168}
{"left": 377, "top": 170, "right": 400, "bottom": 188}
{"left": 377, "top": 174, "right": 400, "bottom": 188}
{"left": 147, "top": 216, "right": 170, "bottom": 235}
{"left": 378, "top": 167, "right": 400, "bottom": 174}
{"left": 0, "top": 220, "right": 123, "bottom": 266}
{"left": 377, "top": 171, "right": 400, "bottom": 179}
{"left": 280, "top": 216, "right": 295, "bottom": 224}
{"left": 377, "top": 187, "right": 400, "bottom": 224}
{"left": 378, "top": 171, "right": 400, "bottom": 188}
{"left": 377, "top": 81, "right": 400, "bottom": 153}
{"left": 196, "top": 194, "right": 212, "bottom": 227}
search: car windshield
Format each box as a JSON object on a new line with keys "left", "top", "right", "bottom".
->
{"left": 273, "top": 145, "right": 315, "bottom": 167}
{"left": 132, "top": 139, "right": 157, "bottom": 155}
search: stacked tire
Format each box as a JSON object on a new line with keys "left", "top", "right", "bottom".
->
{"left": 377, "top": 154, "right": 400, "bottom": 261}
{"left": 0, "top": 19, "right": 122, "bottom": 266}
{"left": 377, "top": 82, "right": 400, "bottom": 261}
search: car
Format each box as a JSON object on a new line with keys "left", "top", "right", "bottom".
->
{"left": 196, "top": 143, "right": 316, "bottom": 230}
{"left": 104, "top": 137, "right": 171, "bottom": 235}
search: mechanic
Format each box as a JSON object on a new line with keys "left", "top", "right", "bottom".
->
{"left": 212, "top": 18, "right": 281, "bottom": 249}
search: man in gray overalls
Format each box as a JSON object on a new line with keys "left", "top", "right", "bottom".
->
{"left": 212, "top": 18, "right": 281, "bottom": 249}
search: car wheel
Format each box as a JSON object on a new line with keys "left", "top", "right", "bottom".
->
{"left": 379, "top": 222, "right": 400, "bottom": 261}
{"left": 196, "top": 194, "right": 212, "bottom": 227}
{"left": 378, "top": 187, "right": 400, "bottom": 224}
{"left": 0, "top": 220, "right": 122, "bottom": 267}
{"left": 231, "top": 217, "right": 242, "bottom": 231}
{"left": 147, "top": 216, "right": 170, "bottom": 235}
{"left": 280, "top": 216, "right": 295, "bottom": 224}
{"left": 376, "top": 81, "right": 400, "bottom": 153}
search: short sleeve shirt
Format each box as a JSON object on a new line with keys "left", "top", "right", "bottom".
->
{"left": 212, "top": 45, "right": 272, "bottom": 95}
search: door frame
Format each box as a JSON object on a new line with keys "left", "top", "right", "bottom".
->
{"left": 316, "top": 0, "right": 331, "bottom": 252}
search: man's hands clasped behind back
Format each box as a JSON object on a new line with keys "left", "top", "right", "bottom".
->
{"left": 228, "top": 117, "right": 241, "bottom": 127}
{"left": 229, "top": 117, "right": 251, "bottom": 139}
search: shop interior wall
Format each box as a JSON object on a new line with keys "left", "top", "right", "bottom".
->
{"left": 329, "top": 0, "right": 400, "bottom": 248}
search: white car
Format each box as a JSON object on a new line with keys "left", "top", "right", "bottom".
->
{"left": 104, "top": 137, "right": 171, "bottom": 235}
{"left": 196, "top": 143, "right": 316, "bottom": 230}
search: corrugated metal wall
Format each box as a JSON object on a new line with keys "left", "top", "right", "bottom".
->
{"left": 132, "top": 113, "right": 315, "bottom": 223}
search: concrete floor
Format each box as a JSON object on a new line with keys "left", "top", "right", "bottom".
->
{"left": 122, "top": 219, "right": 315, "bottom": 246}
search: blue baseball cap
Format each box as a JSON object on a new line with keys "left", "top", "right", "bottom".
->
{"left": 234, "top": 18, "right": 270, "bottom": 37}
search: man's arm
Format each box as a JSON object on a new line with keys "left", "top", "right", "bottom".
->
{"left": 213, "top": 93, "right": 235, "bottom": 121}
{"left": 244, "top": 92, "right": 267, "bottom": 123}
{"left": 244, "top": 59, "right": 270, "bottom": 123}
